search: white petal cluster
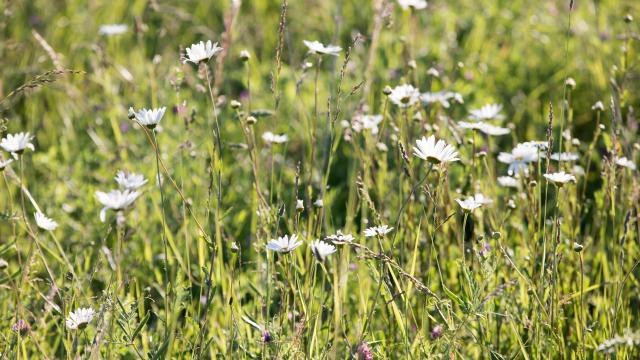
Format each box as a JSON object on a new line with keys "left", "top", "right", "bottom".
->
{"left": 326, "top": 230, "right": 354, "bottom": 244}
{"left": 468, "top": 103, "right": 504, "bottom": 121}
{"left": 397, "top": 0, "right": 428, "bottom": 10}
{"left": 421, "top": 91, "right": 463, "bottom": 108}
{"left": 34, "top": 212, "right": 59, "bottom": 231}
{"left": 183, "top": 40, "right": 223, "bottom": 64}
{"left": 98, "top": 24, "right": 128, "bottom": 36}
{"left": 66, "top": 307, "right": 95, "bottom": 330}
{"left": 458, "top": 121, "right": 510, "bottom": 136}
{"left": 388, "top": 85, "right": 420, "bottom": 108}
{"left": 262, "top": 132, "right": 288, "bottom": 144}
{"left": 1, "top": 132, "right": 35, "bottom": 156}
{"left": 497, "top": 176, "right": 519, "bottom": 188}
{"left": 115, "top": 170, "right": 148, "bottom": 190}
{"left": 364, "top": 225, "right": 394, "bottom": 237}
{"left": 310, "top": 240, "right": 337, "bottom": 261}
{"left": 455, "top": 197, "right": 483, "bottom": 212}
{"left": 615, "top": 157, "right": 636, "bottom": 170}
{"left": 413, "top": 135, "right": 459, "bottom": 164}
{"left": 498, "top": 143, "right": 541, "bottom": 175}
{"left": 129, "top": 107, "right": 166, "bottom": 129}
{"left": 543, "top": 171, "right": 576, "bottom": 186}
{"left": 95, "top": 189, "right": 141, "bottom": 222}
{"left": 266, "top": 234, "right": 302, "bottom": 254}
{"left": 549, "top": 152, "right": 579, "bottom": 162}
{"left": 303, "top": 40, "right": 342, "bottom": 56}
{"left": 351, "top": 114, "right": 383, "bottom": 134}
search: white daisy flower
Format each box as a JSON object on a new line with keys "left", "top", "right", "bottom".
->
{"left": 364, "top": 225, "right": 394, "bottom": 237}
{"left": 1, "top": 132, "right": 35, "bottom": 156}
{"left": 98, "top": 24, "right": 128, "bottom": 36}
{"left": 310, "top": 240, "right": 337, "bottom": 261}
{"left": 266, "top": 234, "right": 303, "bottom": 254}
{"left": 455, "top": 197, "right": 483, "bottom": 212}
{"left": 468, "top": 103, "right": 504, "bottom": 121}
{"left": 472, "top": 193, "right": 493, "bottom": 205}
{"left": 413, "top": 135, "right": 460, "bottom": 164}
{"left": 519, "top": 141, "right": 548, "bottom": 149}
{"left": 95, "top": 189, "right": 141, "bottom": 222}
{"left": 129, "top": 107, "right": 166, "bottom": 129}
{"left": 303, "top": 40, "right": 342, "bottom": 56}
{"left": 549, "top": 152, "right": 579, "bottom": 161}
{"left": 388, "top": 84, "right": 420, "bottom": 108}
{"left": 420, "top": 91, "right": 463, "bottom": 108}
{"left": 34, "top": 212, "right": 58, "bottom": 231}
{"left": 615, "top": 157, "right": 636, "bottom": 171}
{"left": 351, "top": 114, "right": 383, "bottom": 134}
{"left": 458, "top": 121, "right": 510, "bottom": 136}
{"left": 497, "top": 176, "right": 519, "bottom": 188}
{"left": 498, "top": 143, "right": 540, "bottom": 175}
{"left": 183, "top": 40, "right": 223, "bottom": 64}
{"left": 397, "top": 0, "right": 428, "bottom": 10}
{"left": 115, "top": 170, "right": 148, "bottom": 190}
{"left": 326, "top": 230, "right": 354, "bottom": 244}
{"left": 65, "top": 307, "right": 95, "bottom": 330}
{"left": 543, "top": 171, "right": 576, "bottom": 186}
{"left": 262, "top": 132, "right": 288, "bottom": 144}
{"left": 0, "top": 158, "right": 13, "bottom": 171}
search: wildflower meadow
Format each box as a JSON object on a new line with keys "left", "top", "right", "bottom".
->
{"left": 1, "top": 0, "right": 639, "bottom": 358}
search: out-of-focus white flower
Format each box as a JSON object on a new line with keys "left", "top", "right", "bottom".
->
{"left": 1, "top": 132, "right": 35, "bottom": 157}
{"left": 303, "top": 40, "right": 342, "bottom": 56}
{"left": 98, "top": 24, "right": 128, "bottom": 36}
{"left": 129, "top": 107, "right": 166, "bottom": 129}
{"left": 472, "top": 193, "right": 493, "bottom": 205}
{"left": 326, "top": 230, "right": 354, "bottom": 244}
{"left": 376, "top": 142, "right": 388, "bottom": 152}
{"left": 314, "top": 199, "right": 324, "bottom": 208}
{"left": 497, "top": 176, "right": 519, "bottom": 188}
{"left": 591, "top": 101, "right": 605, "bottom": 111}
{"left": 615, "top": 157, "right": 636, "bottom": 170}
{"left": 0, "top": 158, "right": 13, "bottom": 171}
{"left": 549, "top": 152, "right": 579, "bottom": 161}
{"left": 66, "top": 308, "right": 95, "bottom": 330}
{"left": 95, "top": 189, "right": 141, "bottom": 222}
{"left": 310, "top": 240, "right": 337, "bottom": 261}
{"left": 498, "top": 143, "right": 541, "bottom": 175}
{"left": 296, "top": 199, "right": 304, "bottom": 211}
{"left": 115, "top": 170, "right": 148, "bottom": 190}
{"left": 468, "top": 103, "right": 504, "bottom": 121}
{"left": 458, "top": 121, "right": 510, "bottom": 136}
{"left": 388, "top": 84, "right": 420, "bottom": 108}
{"left": 266, "top": 234, "right": 302, "bottom": 254}
{"left": 351, "top": 114, "right": 383, "bottom": 134}
{"left": 543, "top": 171, "right": 576, "bottom": 186}
{"left": 572, "top": 165, "right": 585, "bottom": 176}
{"left": 455, "top": 197, "right": 483, "bottom": 212}
{"left": 413, "top": 135, "right": 459, "bottom": 164}
{"left": 421, "top": 91, "right": 463, "bottom": 108}
{"left": 397, "top": 0, "right": 428, "bottom": 10}
{"left": 364, "top": 225, "right": 394, "bottom": 237}
{"left": 183, "top": 40, "right": 223, "bottom": 64}
{"left": 262, "top": 132, "right": 288, "bottom": 144}
{"left": 34, "top": 212, "right": 58, "bottom": 231}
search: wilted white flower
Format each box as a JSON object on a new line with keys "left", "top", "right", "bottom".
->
{"left": 413, "top": 135, "right": 460, "bottom": 164}
{"left": 303, "top": 40, "right": 342, "bottom": 56}
{"left": 455, "top": 197, "right": 483, "bottom": 212}
{"left": 326, "top": 230, "right": 354, "bottom": 244}
{"left": 458, "top": 121, "right": 510, "bottom": 136}
{"left": 183, "top": 40, "right": 223, "bottom": 64}
{"left": 543, "top": 171, "right": 576, "bottom": 186}
{"left": 497, "top": 176, "right": 519, "bottom": 188}
{"left": 388, "top": 84, "right": 420, "bottom": 108}
{"left": 129, "top": 107, "right": 166, "bottom": 129}
{"left": 0, "top": 158, "right": 13, "bottom": 171}
{"left": 498, "top": 143, "right": 541, "bottom": 175}
{"left": 397, "top": 0, "right": 428, "bottom": 10}
{"left": 266, "top": 234, "right": 302, "bottom": 254}
{"left": 549, "top": 152, "right": 579, "bottom": 161}
{"left": 364, "top": 225, "right": 394, "bottom": 237}
{"left": 421, "top": 91, "right": 463, "bottom": 108}
{"left": 95, "top": 189, "right": 141, "bottom": 222}
{"left": 615, "top": 157, "right": 636, "bottom": 170}
{"left": 66, "top": 308, "right": 95, "bottom": 330}
{"left": 310, "top": 240, "right": 337, "bottom": 261}
{"left": 468, "top": 103, "right": 504, "bottom": 121}
{"left": 351, "top": 114, "right": 383, "bottom": 134}
{"left": 115, "top": 170, "right": 148, "bottom": 190}
{"left": 1, "top": 132, "right": 35, "bottom": 156}
{"left": 34, "top": 212, "right": 58, "bottom": 231}
{"left": 296, "top": 199, "right": 304, "bottom": 211}
{"left": 98, "top": 24, "right": 128, "bottom": 36}
{"left": 262, "top": 132, "right": 288, "bottom": 144}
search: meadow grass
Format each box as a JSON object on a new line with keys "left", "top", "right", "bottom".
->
{"left": 0, "top": 0, "right": 639, "bottom": 358}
